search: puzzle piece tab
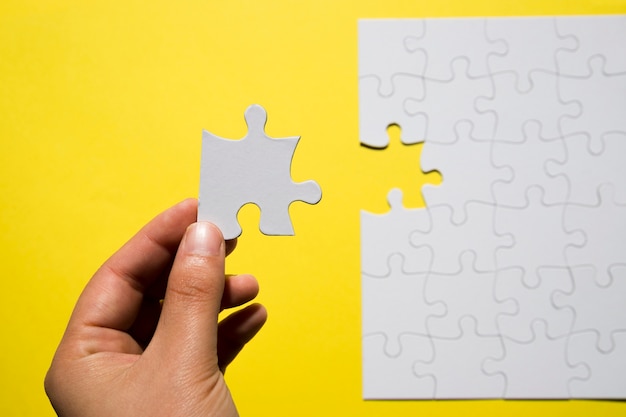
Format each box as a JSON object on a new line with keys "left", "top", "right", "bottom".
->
{"left": 198, "top": 105, "right": 322, "bottom": 239}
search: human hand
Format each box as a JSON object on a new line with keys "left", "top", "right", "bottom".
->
{"left": 45, "top": 199, "right": 267, "bottom": 417}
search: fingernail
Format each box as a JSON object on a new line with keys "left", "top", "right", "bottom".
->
{"left": 184, "top": 222, "right": 223, "bottom": 256}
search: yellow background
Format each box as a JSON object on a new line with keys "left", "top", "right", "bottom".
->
{"left": 2, "top": 1, "right": 625, "bottom": 415}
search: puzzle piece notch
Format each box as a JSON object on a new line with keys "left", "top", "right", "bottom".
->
{"left": 198, "top": 104, "right": 322, "bottom": 239}
{"left": 414, "top": 316, "right": 506, "bottom": 398}
{"left": 361, "top": 188, "right": 432, "bottom": 276}
{"left": 404, "top": 17, "right": 507, "bottom": 81}
{"left": 362, "top": 253, "right": 446, "bottom": 356}
{"left": 425, "top": 251, "right": 516, "bottom": 339}
{"left": 553, "top": 265, "right": 626, "bottom": 353}
{"left": 483, "top": 320, "right": 587, "bottom": 398}
{"left": 421, "top": 120, "right": 512, "bottom": 224}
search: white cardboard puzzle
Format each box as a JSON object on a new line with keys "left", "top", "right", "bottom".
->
{"left": 198, "top": 104, "right": 322, "bottom": 239}
{"left": 359, "top": 15, "right": 626, "bottom": 399}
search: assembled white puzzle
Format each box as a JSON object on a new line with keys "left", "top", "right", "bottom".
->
{"left": 198, "top": 104, "right": 321, "bottom": 239}
{"left": 359, "top": 15, "right": 626, "bottom": 400}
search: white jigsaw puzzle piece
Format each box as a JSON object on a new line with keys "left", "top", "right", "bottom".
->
{"left": 475, "top": 71, "right": 580, "bottom": 142}
{"left": 404, "top": 17, "right": 506, "bottom": 81}
{"left": 495, "top": 266, "right": 574, "bottom": 342}
{"left": 563, "top": 184, "right": 626, "bottom": 278}
{"left": 554, "top": 265, "right": 626, "bottom": 353}
{"left": 198, "top": 104, "right": 321, "bottom": 239}
{"left": 485, "top": 16, "right": 577, "bottom": 92}
{"left": 362, "top": 254, "right": 445, "bottom": 356}
{"left": 558, "top": 56, "right": 626, "bottom": 154}
{"left": 410, "top": 201, "right": 513, "bottom": 274}
{"left": 567, "top": 330, "right": 626, "bottom": 398}
{"left": 361, "top": 189, "right": 432, "bottom": 276}
{"left": 414, "top": 317, "right": 506, "bottom": 399}
{"left": 404, "top": 58, "right": 496, "bottom": 143}
{"left": 483, "top": 320, "right": 587, "bottom": 398}
{"left": 358, "top": 19, "right": 426, "bottom": 96}
{"left": 494, "top": 187, "right": 585, "bottom": 280}
{"left": 421, "top": 120, "right": 512, "bottom": 223}
{"left": 358, "top": 75, "right": 426, "bottom": 148}
{"left": 556, "top": 15, "right": 626, "bottom": 76}
{"left": 545, "top": 134, "right": 626, "bottom": 206}
{"left": 491, "top": 120, "right": 568, "bottom": 207}
{"left": 362, "top": 333, "right": 435, "bottom": 399}
{"left": 425, "top": 252, "right": 516, "bottom": 339}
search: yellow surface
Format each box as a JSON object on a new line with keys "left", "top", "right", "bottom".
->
{"left": 1, "top": 1, "right": 625, "bottom": 416}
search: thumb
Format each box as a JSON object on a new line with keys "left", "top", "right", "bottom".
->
{"left": 152, "top": 222, "right": 225, "bottom": 370}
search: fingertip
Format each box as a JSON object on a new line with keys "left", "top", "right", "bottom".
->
{"left": 182, "top": 222, "right": 224, "bottom": 257}
{"left": 179, "top": 197, "right": 198, "bottom": 210}
{"left": 221, "top": 274, "right": 260, "bottom": 310}
{"left": 216, "top": 302, "right": 268, "bottom": 371}
{"left": 242, "top": 303, "right": 268, "bottom": 331}
{"left": 251, "top": 302, "right": 268, "bottom": 324}
{"left": 169, "top": 198, "right": 198, "bottom": 223}
{"left": 221, "top": 303, "right": 268, "bottom": 337}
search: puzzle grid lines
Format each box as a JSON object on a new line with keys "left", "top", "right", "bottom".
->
{"left": 359, "top": 15, "right": 626, "bottom": 399}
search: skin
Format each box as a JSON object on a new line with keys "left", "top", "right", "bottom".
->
{"left": 44, "top": 198, "right": 267, "bottom": 417}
